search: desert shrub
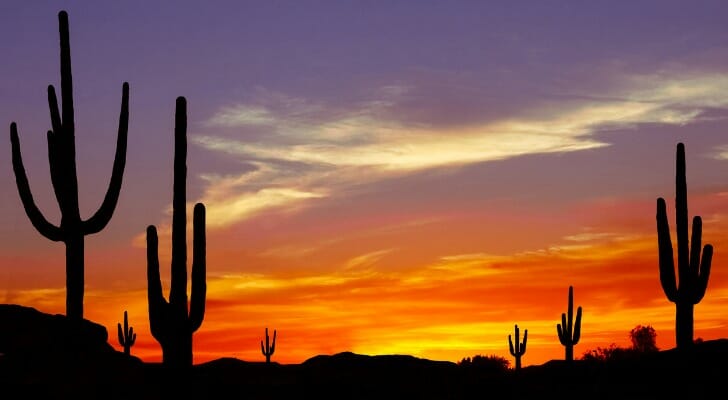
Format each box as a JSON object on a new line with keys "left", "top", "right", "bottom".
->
{"left": 629, "top": 325, "right": 658, "bottom": 353}
{"left": 458, "top": 354, "right": 510, "bottom": 372}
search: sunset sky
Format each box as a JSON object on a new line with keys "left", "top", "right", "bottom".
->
{"left": 1, "top": 1, "right": 728, "bottom": 367}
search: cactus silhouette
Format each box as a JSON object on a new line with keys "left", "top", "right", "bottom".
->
{"left": 261, "top": 327, "right": 276, "bottom": 363}
{"left": 9, "top": 10, "right": 129, "bottom": 321}
{"left": 117, "top": 310, "right": 136, "bottom": 356}
{"left": 508, "top": 324, "right": 527, "bottom": 371}
{"left": 556, "top": 285, "right": 582, "bottom": 362}
{"left": 657, "top": 142, "right": 713, "bottom": 349}
{"left": 147, "top": 97, "right": 207, "bottom": 367}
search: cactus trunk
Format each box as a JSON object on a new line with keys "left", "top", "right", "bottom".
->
{"left": 65, "top": 234, "right": 84, "bottom": 320}
{"left": 676, "top": 301, "right": 695, "bottom": 348}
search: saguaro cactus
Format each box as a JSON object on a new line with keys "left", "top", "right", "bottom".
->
{"left": 508, "top": 324, "right": 527, "bottom": 371}
{"left": 657, "top": 142, "right": 713, "bottom": 349}
{"left": 147, "top": 97, "right": 207, "bottom": 367}
{"left": 556, "top": 285, "right": 582, "bottom": 362}
{"left": 117, "top": 310, "right": 136, "bottom": 356}
{"left": 9, "top": 10, "right": 129, "bottom": 321}
{"left": 261, "top": 327, "right": 276, "bottom": 363}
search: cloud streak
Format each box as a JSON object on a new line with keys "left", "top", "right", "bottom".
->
{"left": 184, "top": 71, "right": 728, "bottom": 231}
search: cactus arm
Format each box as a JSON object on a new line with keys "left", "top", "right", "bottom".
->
{"left": 557, "top": 314, "right": 567, "bottom": 344}
{"left": 689, "top": 216, "right": 702, "bottom": 282}
{"left": 573, "top": 306, "right": 582, "bottom": 344}
{"left": 48, "top": 86, "right": 62, "bottom": 134}
{"left": 146, "top": 225, "right": 167, "bottom": 340}
{"left": 189, "top": 202, "right": 207, "bottom": 332}
{"left": 9, "top": 123, "right": 63, "bottom": 242}
{"left": 522, "top": 329, "right": 527, "bottom": 353}
{"left": 169, "top": 97, "right": 188, "bottom": 307}
{"left": 46, "top": 130, "right": 66, "bottom": 206}
{"left": 508, "top": 334, "right": 515, "bottom": 355}
{"left": 83, "top": 82, "right": 129, "bottom": 235}
{"left": 657, "top": 198, "right": 678, "bottom": 302}
{"left": 46, "top": 88, "right": 67, "bottom": 207}
{"left": 117, "top": 322, "right": 124, "bottom": 345}
{"left": 694, "top": 244, "right": 713, "bottom": 304}
{"left": 271, "top": 329, "right": 277, "bottom": 354}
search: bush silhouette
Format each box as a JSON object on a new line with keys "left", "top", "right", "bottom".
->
{"left": 629, "top": 325, "right": 658, "bottom": 353}
{"left": 458, "top": 354, "right": 510, "bottom": 372}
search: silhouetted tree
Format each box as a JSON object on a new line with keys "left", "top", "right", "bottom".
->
{"left": 117, "top": 310, "right": 136, "bottom": 356}
{"left": 261, "top": 327, "right": 276, "bottom": 363}
{"left": 9, "top": 10, "right": 129, "bottom": 321}
{"left": 629, "top": 325, "right": 658, "bottom": 353}
{"left": 508, "top": 324, "right": 527, "bottom": 371}
{"left": 556, "top": 285, "right": 582, "bottom": 362}
{"left": 657, "top": 142, "right": 713, "bottom": 349}
{"left": 147, "top": 97, "right": 207, "bottom": 368}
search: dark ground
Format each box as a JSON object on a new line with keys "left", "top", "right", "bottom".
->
{"left": 1, "top": 304, "right": 725, "bottom": 399}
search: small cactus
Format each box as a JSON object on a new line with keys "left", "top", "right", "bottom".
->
{"left": 556, "top": 285, "right": 582, "bottom": 362}
{"left": 117, "top": 310, "right": 136, "bottom": 356}
{"left": 508, "top": 324, "right": 527, "bottom": 371}
{"left": 261, "top": 327, "right": 276, "bottom": 363}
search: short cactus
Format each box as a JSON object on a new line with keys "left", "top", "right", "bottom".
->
{"left": 117, "top": 310, "right": 136, "bottom": 356}
{"left": 556, "top": 285, "right": 582, "bottom": 362}
{"left": 508, "top": 324, "right": 527, "bottom": 371}
{"left": 261, "top": 327, "right": 276, "bottom": 363}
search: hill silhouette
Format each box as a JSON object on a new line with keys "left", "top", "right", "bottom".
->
{"left": 1, "top": 304, "right": 726, "bottom": 399}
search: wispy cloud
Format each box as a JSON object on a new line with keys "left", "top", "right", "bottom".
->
{"left": 185, "top": 71, "right": 728, "bottom": 230}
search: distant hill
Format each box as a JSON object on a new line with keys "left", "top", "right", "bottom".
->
{"left": 1, "top": 304, "right": 726, "bottom": 399}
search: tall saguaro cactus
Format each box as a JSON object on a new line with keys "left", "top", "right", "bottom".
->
{"left": 261, "top": 327, "right": 276, "bottom": 363}
{"left": 508, "top": 324, "right": 527, "bottom": 371}
{"left": 657, "top": 142, "right": 713, "bottom": 349}
{"left": 556, "top": 285, "right": 582, "bottom": 362}
{"left": 9, "top": 10, "right": 129, "bottom": 321}
{"left": 147, "top": 97, "right": 207, "bottom": 368}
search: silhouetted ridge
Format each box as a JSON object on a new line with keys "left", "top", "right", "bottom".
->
{"left": 302, "top": 351, "right": 456, "bottom": 368}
